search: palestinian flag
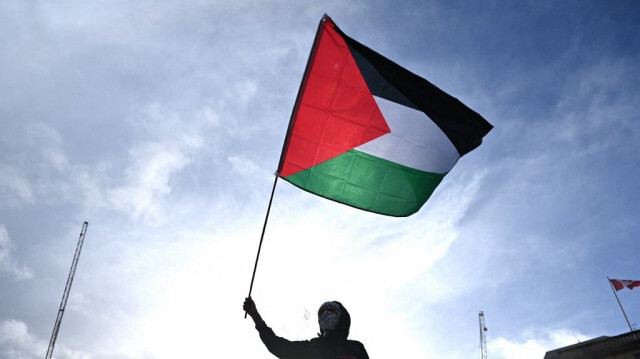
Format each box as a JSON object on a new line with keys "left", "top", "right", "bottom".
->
{"left": 277, "top": 14, "right": 493, "bottom": 217}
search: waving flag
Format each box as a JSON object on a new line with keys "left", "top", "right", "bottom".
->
{"left": 278, "top": 14, "right": 492, "bottom": 217}
{"left": 609, "top": 279, "right": 640, "bottom": 291}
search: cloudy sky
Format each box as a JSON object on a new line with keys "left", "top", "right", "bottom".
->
{"left": 1, "top": 1, "right": 639, "bottom": 358}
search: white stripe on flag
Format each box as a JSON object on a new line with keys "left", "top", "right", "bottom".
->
{"left": 356, "top": 96, "right": 460, "bottom": 173}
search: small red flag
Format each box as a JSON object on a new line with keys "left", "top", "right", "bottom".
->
{"left": 610, "top": 279, "right": 640, "bottom": 291}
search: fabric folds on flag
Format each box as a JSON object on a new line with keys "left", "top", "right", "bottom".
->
{"left": 610, "top": 279, "right": 640, "bottom": 291}
{"left": 277, "top": 14, "right": 493, "bottom": 217}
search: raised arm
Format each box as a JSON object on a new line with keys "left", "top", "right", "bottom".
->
{"left": 243, "top": 297, "right": 309, "bottom": 359}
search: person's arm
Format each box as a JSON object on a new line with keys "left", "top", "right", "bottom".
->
{"left": 243, "top": 297, "right": 309, "bottom": 359}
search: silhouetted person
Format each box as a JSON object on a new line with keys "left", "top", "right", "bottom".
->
{"left": 244, "top": 297, "right": 369, "bottom": 359}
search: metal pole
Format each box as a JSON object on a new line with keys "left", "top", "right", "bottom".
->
{"left": 607, "top": 277, "right": 633, "bottom": 332}
{"left": 479, "top": 311, "right": 487, "bottom": 359}
{"left": 45, "top": 222, "right": 89, "bottom": 359}
{"left": 245, "top": 175, "right": 278, "bottom": 317}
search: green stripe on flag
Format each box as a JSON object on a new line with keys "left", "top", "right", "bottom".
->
{"left": 283, "top": 149, "right": 446, "bottom": 217}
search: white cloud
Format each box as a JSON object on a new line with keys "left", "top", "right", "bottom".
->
{"left": 0, "top": 226, "right": 32, "bottom": 280}
{"left": 0, "top": 319, "right": 91, "bottom": 359}
{"left": 25, "top": 122, "right": 69, "bottom": 172}
{"left": 228, "top": 155, "right": 270, "bottom": 178}
{"left": 0, "top": 122, "right": 69, "bottom": 207}
{"left": 106, "top": 103, "right": 208, "bottom": 220}
{"left": 0, "top": 319, "right": 43, "bottom": 359}
{"left": 488, "top": 328, "right": 589, "bottom": 359}
{"left": 75, "top": 166, "right": 486, "bottom": 358}
{"left": 0, "top": 167, "right": 34, "bottom": 205}
{"left": 233, "top": 78, "right": 259, "bottom": 105}
{"left": 108, "top": 142, "right": 190, "bottom": 219}
{"left": 551, "top": 59, "right": 638, "bottom": 153}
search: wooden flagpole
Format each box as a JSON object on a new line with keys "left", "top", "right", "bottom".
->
{"left": 245, "top": 175, "right": 279, "bottom": 317}
{"left": 607, "top": 276, "right": 634, "bottom": 331}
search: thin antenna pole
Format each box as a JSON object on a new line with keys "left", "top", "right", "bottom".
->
{"left": 245, "top": 175, "right": 278, "bottom": 317}
{"left": 479, "top": 311, "right": 487, "bottom": 359}
{"left": 607, "top": 277, "right": 633, "bottom": 332}
{"left": 45, "top": 222, "right": 89, "bottom": 359}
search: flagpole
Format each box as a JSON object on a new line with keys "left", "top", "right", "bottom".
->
{"left": 607, "top": 276, "right": 633, "bottom": 332}
{"left": 245, "top": 174, "right": 279, "bottom": 318}
{"left": 244, "top": 15, "right": 329, "bottom": 318}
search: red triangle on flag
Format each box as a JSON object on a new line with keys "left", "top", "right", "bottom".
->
{"left": 279, "top": 19, "right": 391, "bottom": 177}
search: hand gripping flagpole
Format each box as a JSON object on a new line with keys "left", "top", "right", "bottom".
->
{"left": 607, "top": 276, "right": 634, "bottom": 332}
{"left": 245, "top": 174, "right": 279, "bottom": 318}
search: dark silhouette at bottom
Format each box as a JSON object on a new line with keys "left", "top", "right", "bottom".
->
{"left": 244, "top": 297, "right": 369, "bottom": 359}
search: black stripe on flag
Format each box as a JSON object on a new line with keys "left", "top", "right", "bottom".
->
{"left": 331, "top": 19, "right": 493, "bottom": 157}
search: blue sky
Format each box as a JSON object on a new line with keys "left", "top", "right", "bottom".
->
{"left": 1, "top": 1, "right": 639, "bottom": 358}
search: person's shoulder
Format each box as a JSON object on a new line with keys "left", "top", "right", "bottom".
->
{"left": 345, "top": 339, "right": 366, "bottom": 349}
{"left": 347, "top": 339, "right": 368, "bottom": 358}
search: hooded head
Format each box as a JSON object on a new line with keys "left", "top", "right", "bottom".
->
{"left": 318, "top": 301, "right": 351, "bottom": 340}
